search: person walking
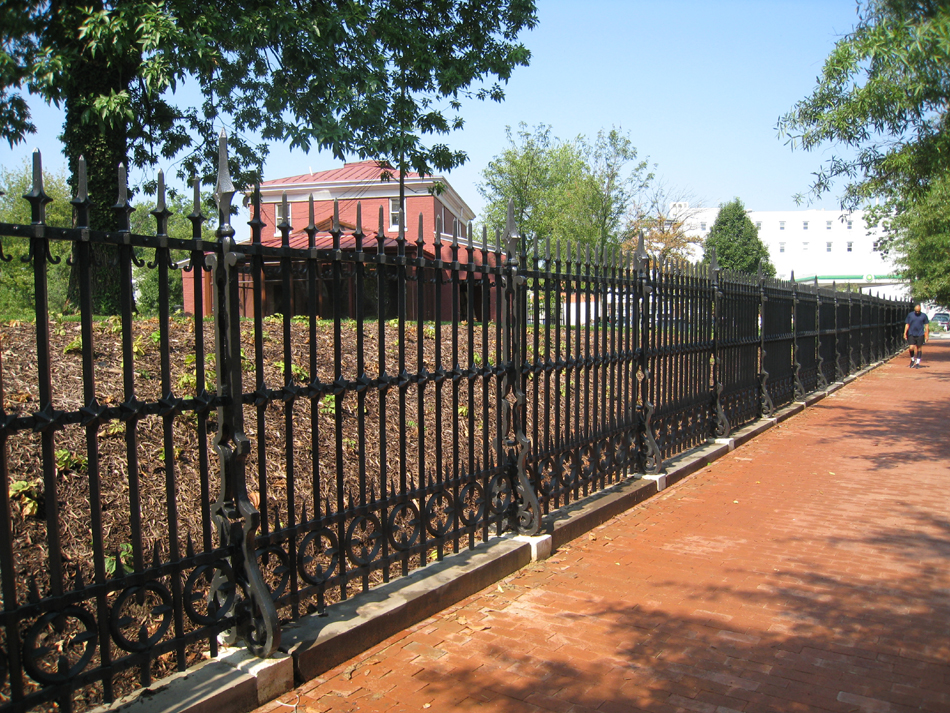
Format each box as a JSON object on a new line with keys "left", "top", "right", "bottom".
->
{"left": 904, "top": 304, "right": 930, "bottom": 368}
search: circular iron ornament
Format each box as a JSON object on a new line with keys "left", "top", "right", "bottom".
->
{"left": 387, "top": 501, "right": 421, "bottom": 551}
{"left": 23, "top": 607, "right": 97, "bottom": 684}
{"left": 423, "top": 491, "right": 455, "bottom": 537}
{"left": 298, "top": 528, "right": 339, "bottom": 585}
{"left": 488, "top": 473, "right": 512, "bottom": 514}
{"left": 257, "top": 545, "right": 291, "bottom": 599}
{"left": 184, "top": 560, "right": 236, "bottom": 625}
{"left": 110, "top": 581, "right": 173, "bottom": 652}
{"left": 560, "top": 451, "right": 580, "bottom": 490}
{"left": 534, "top": 457, "right": 561, "bottom": 497}
{"left": 611, "top": 433, "right": 629, "bottom": 468}
{"left": 345, "top": 514, "right": 382, "bottom": 567}
{"left": 597, "top": 439, "right": 612, "bottom": 473}
{"left": 458, "top": 481, "right": 485, "bottom": 526}
{"left": 580, "top": 444, "right": 596, "bottom": 482}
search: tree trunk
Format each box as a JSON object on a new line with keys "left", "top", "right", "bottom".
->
{"left": 62, "top": 44, "right": 131, "bottom": 315}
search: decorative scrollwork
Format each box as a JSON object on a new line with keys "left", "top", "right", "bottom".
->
{"left": 23, "top": 607, "right": 97, "bottom": 684}
{"left": 110, "top": 581, "right": 173, "bottom": 652}
{"left": 713, "top": 381, "right": 731, "bottom": 437}
{"left": 641, "top": 389, "right": 663, "bottom": 473}
{"left": 759, "top": 359, "right": 775, "bottom": 417}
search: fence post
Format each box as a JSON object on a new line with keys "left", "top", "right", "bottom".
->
{"left": 207, "top": 131, "right": 280, "bottom": 657}
{"left": 792, "top": 275, "right": 806, "bottom": 400}
{"left": 848, "top": 282, "right": 861, "bottom": 374}
{"left": 815, "top": 278, "right": 828, "bottom": 389}
{"left": 636, "top": 235, "right": 662, "bottom": 472}
{"left": 757, "top": 261, "right": 775, "bottom": 417}
{"left": 710, "top": 248, "right": 730, "bottom": 437}
{"left": 500, "top": 200, "right": 540, "bottom": 534}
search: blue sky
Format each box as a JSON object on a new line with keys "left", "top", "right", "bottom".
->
{"left": 1, "top": 0, "right": 862, "bottom": 219}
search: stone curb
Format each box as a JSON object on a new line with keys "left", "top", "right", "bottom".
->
{"left": 95, "top": 356, "right": 894, "bottom": 713}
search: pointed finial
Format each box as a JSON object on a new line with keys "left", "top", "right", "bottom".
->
{"left": 213, "top": 130, "right": 235, "bottom": 240}
{"left": 71, "top": 156, "right": 92, "bottom": 229}
{"left": 635, "top": 231, "right": 647, "bottom": 263}
{"left": 187, "top": 175, "right": 206, "bottom": 240}
{"left": 151, "top": 170, "right": 171, "bottom": 237}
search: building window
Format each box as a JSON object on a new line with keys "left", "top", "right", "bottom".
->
{"left": 826, "top": 220, "right": 832, "bottom": 230}
{"left": 275, "top": 202, "right": 291, "bottom": 232}
{"left": 700, "top": 222, "right": 706, "bottom": 231}
{"left": 803, "top": 242, "right": 809, "bottom": 252}
{"left": 847, "top": 241, "right": 853, "bottom": 252}
{"left": 755, "top": 221, "right": 762, "bottom": 229}
{"left": 847, "top": 220, "right": 853, "bottom": 230}
{"left": 826, "top": 242, "right": 832, "bottom": 252}
{"left": 389, "top": 198, "right": 402, "bottom": 231}
{"left": 779, "top": 221, "right": 785, "bottom": 230}
{"left": 779, "top": 242, "right": 786, "bottom": 253}
{"left": 803, "top": 221, "right": 809, "bottom": 230}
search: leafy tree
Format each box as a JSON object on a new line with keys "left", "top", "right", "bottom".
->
{"left": 880, "top": 174, "right": 950, "bottom": 305}
{"left": 478, "top": 123, "right": 653, "bottom": 256}
{"left": 777, "top": 0, "right": 950, "bottom": 212}
{"left": 703, "top": 198, "right": 776, "bottom": 276}
{"left": 0, "top": 159, "right": 72, "bottom": 315}
{"left": 580, "top": 128, "right": 654, "bottom": 252}
{"left": 479, "top": 124, "right": 587, "bottom": 248}
{"left": 623, "top": 183, "right": 705, "bottom": 261}
{"left": 1, "top": 0, "right": 537, "bottom": 313}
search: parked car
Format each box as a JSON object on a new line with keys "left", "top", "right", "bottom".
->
{"left": 931, "top": 312, "right": 949, "bottom": 329}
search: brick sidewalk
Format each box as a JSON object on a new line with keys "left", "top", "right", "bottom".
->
{"left": 258, "top": 341, "right": 950, "bottom": 713}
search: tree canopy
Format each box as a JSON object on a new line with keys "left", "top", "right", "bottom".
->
{"left": 777, "top": 0, "right": 950, "bottom": 211}
{"left": 478, "top": 123, "right": 654, "bottom": 256}
{"left": 1, "top": 0, "right": 537, "bottom": 312}
{"left": 3, "top": 0, "right": 537, "bottom": 184}
{"left": 881, "top": 173, "right": 950, "bottom": 305}
{"left": 703, "top": 198, "right": 776, "bottom": 277}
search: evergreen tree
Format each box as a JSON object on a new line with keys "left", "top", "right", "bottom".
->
{"left": 703, "top": 198, "right": 776, "bottom": 276}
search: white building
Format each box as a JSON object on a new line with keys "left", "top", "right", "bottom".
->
{"left": 681, "top": 206, "right": 903, "bottom": 295}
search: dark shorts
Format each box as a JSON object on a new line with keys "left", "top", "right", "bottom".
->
{"left": 908, "top": 334, "right": 926, "bottom": 347}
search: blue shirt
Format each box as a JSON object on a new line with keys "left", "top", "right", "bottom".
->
{"left": 906, "top": 311, "right": 929, "bottom": 337}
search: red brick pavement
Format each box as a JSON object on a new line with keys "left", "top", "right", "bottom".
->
{"left": 258, "top": 341, "right": 950, "bottom": 713}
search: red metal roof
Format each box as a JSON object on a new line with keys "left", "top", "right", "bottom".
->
{"left": 259, "top": 160, "right": 421, "bottom": 187}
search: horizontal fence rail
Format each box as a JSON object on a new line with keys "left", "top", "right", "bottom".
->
{"left": 0, "top": 141, "right": 912, "bottom": 713}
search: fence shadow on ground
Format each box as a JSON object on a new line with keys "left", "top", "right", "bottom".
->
{"left": 389, "top": 509, "right": 950, "bottom": 712}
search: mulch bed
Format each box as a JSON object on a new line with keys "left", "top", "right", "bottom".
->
{"left": 1, "top": 314, "right": 619, "bottom": 712}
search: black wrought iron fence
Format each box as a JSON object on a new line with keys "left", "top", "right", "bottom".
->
{"left": 0, "top": 139, "right": 912, "bottom": 713}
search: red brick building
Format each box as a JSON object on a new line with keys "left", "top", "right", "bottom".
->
{"left": 184, "top": 160, "right": 485, "bottom": 320}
